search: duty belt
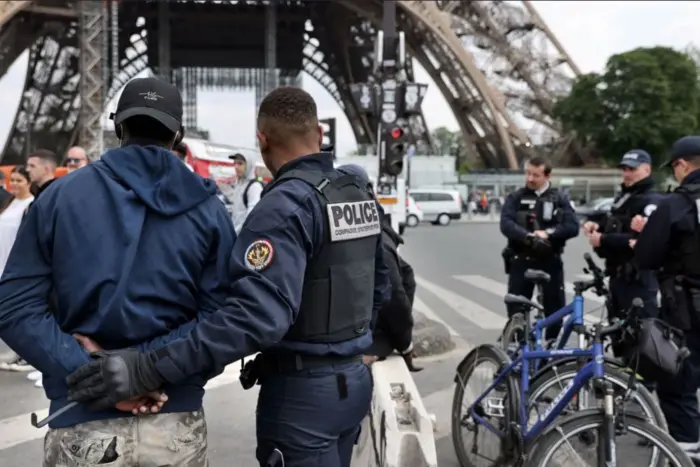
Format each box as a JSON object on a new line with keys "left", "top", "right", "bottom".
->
{"left": 259, "top": 353, "right": 361, "bottom": 374}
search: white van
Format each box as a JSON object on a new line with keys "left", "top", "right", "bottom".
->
{"left": 408, "top": 188, "right": 462, "bottom": 226}
{"left": 406, "top": 195, "right": 423, "bottom": 227}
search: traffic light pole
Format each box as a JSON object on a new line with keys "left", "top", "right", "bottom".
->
{"left": 349, "top": 1, "right": 427, "bottom": 233}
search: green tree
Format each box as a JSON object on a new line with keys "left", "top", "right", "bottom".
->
{"left": 554, "top": 46, "right": 700, "bottom": 166}
{"left": 431, "top": 126, "right": 459, "bottom": 155}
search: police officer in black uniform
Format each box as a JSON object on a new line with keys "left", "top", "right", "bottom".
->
{"left": 633, "top": 136, "right": 700, "bottom": 463}
{"left": 65, "top": 87, "right": 392, "bottom": 467}
{"left": 500, "top": 156, "right": 579, "bottom": 340}
{"left": 584, "top": 150, "right": 662, "bottom": 355}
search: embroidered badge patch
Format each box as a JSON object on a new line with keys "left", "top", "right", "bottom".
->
{"left": 244, "top": 239, "right": 274, "bottom": 271}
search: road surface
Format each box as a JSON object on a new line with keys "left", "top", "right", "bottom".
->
{"left": 0, "top": 222, "right": 612, "bottom": 466}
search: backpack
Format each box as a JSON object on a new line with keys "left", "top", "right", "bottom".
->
{"left": 243, "top": 179, "right": 265, "bottom": 208}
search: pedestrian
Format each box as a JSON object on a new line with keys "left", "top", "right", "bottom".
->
{"left": 0, "top": 171, "right": 11, "bottom": 210}
{"left": 0, "top": 77, "right": 236, "bottom": 466}
{"left": 25, "top": 149, "right": 58, "bottom": 198}
{"left": 500, "top": 156, "right": 579, "bottom": 340}
{"left": 584, "top": 149, "right": 662, "bottom": 357}
{"left": 65, "top": 86, "right": 391, "bottom": 467}
{"left": 632, "top": 135, "right": 700, "bottom": 464}
{"left": 227, "top": 152, "right": 264, "bottom": 234}
{"left": 65, "top": 146, "right": 89, "bottom": 172}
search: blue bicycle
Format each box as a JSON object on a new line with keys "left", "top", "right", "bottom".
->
{"left": 497, "top": 255, "right": 666, "bottom": 431}
{"left": 451, "top": 307, "right": 689, "bottom": 466}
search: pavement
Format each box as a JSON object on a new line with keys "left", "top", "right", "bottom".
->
{"left": 0, "top": 223, "right": 612, "bottom": 466}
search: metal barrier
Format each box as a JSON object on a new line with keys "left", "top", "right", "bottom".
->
{"left": 351, "top": 356, "right": 438, "bottom": 467}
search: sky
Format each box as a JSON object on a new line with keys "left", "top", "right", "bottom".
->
{"left": 0, "top": 1, "right": 698, "bottom": 158}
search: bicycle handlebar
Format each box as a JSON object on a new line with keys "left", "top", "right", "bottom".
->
{"left": 582, "top": 253, "right": 607, "bottom": 296}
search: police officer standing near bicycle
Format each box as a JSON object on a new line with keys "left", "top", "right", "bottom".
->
{"left": 64, "top": 87, "right": 391, "bottom": 467}
{"left": 583, "top": 150, "right": 662, "bottom": 355}
{"left": 501, "top": 156, "right": 579, "bottom": 340}
{"left": 631, "top": 136, "right": 700, "bottom": 463}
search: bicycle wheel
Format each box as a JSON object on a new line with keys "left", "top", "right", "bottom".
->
{"left": 528, "top": 361, "right": 667, "bottom": 432}
{"left": 452, "top": 344, "right": 520, "bottom": 467}
{"left": 501, "top": 313, "right": 527, "bottom": 356}
{"left": 526, "top": 409, "right": 692, "bottom": 467}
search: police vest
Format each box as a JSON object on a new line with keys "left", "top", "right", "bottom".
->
{"left": 664, "top": 183, "right": 700, "bottom": 279}
{"left": 264, "top": 169, "right": 381, "bottom": 343}
{"left": 514, "top": 188, "right": 560, "bottom": 231}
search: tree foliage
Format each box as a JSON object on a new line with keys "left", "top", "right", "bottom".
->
{"left": 554, "top": 46, "right": 700, "bottom": 166}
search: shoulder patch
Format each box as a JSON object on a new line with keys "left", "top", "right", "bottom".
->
{"left": 643, "top": 204, "right": 657, "bottom": 217}
{"left": 327, "top": 200, "right": 381, "bottom": 242}
{"left": 244, "top": 239, "right": 274, "bottom": 271}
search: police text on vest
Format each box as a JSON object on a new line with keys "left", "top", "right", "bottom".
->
{"left": 327, "top": 201, "right": 381, "bottom": 242}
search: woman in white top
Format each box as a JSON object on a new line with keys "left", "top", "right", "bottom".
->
{"left": 0, "top": 166, "right": 34, "bottom": 275}
{"left": 0, "top": 166, "right": 37, "bottom": 378}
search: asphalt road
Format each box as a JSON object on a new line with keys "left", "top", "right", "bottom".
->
{"left": 0, "top": 220, "right": 645, "bottom": 466}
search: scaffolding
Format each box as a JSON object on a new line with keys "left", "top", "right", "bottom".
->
{"left": 79, "top": 0, "right": 106, "bottom": 159}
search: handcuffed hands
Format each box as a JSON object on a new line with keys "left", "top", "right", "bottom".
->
{"left": 67, "top": 342, "right": 165, "bottom": 412}
{"left": 73, "top": 334, "right": 168, "bottom": 415}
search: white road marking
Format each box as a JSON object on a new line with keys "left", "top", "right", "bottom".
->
{"left": 416, "top": 276, "right": 507, "bottom": 330}
{"left": 453, "top": 275, "right": 600, "bottom": 325}
{"left": 414, "top": 296, "right": 460, "bottom": 337}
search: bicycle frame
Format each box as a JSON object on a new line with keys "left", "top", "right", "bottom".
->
{"left": 469, "top": 339, "right": 605, "bottom": 444}
{"left": 527, "top": 294, "right": 586, "bottom": 373}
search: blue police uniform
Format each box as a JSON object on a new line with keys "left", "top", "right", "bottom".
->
{"left": 149, "top": 152, "right": 391, "bottom": 466}
{"left": 635, "top": 137, "right": 700, "bottom": 457}
{"left": 500, "top": 183, "right": 579, "bottom": 339}
{"left": 593, "top": 150, "right": 662, "bottom": 356}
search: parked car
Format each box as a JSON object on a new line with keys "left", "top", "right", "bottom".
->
{"left": 405, "top": 195, "right": 423, "bottom": 227}
{"left": 408, "top": 188, "right": 463, "bottom": 226}
{"left": 574, "top": 197, "right": 614, "bottom": 224}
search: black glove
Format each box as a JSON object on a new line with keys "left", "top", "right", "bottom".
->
{"left": 66, "top": 349, "right": 164, "bottom": 411}
{"left": 400, "top": 345, "right": 423, "bottom": 372}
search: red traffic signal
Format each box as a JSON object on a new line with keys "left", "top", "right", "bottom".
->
{"left": 390, "top": 128, "right": 403, "bottom": 139}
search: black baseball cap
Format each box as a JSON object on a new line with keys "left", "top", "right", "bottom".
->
{"left": 662, "top": 136, "right": 700, "bottom": 168}
{"left": 228, "top": 153, "right": 246, "bottom": 162}
{"left": 112, "top": 77, "right": 183, "bottom": 133}
{"left": 617, "top": 149, "right": 652, "bottom": 168}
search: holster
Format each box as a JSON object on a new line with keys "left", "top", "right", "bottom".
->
{"left": 502, "top": 247, "right": 513, "bottom": 274}
{"left": 239, "top": 354, "right": 264, "bottom": 390}
{"left": 660, "top": 277, "right": 693, "bottom": 331}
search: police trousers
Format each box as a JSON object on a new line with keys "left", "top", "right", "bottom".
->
{"left": 43, "top": 409, "right": 208, "bottom": 467}
{"left": 608, "top": 272, "right": 658, "bottom": 357}
{"left": 256, "top": 360, "right": 373, "bottom": 467}
{"left": 657, "top": 333, "right": 700, "bottom": 454}
{"left": 507, "top": 255, "right": 565, "bottom": 341}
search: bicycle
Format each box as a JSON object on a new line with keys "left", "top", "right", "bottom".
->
{"left": 451, "top": 319, "right": 688, "bottom": 466}
{"left": 499, "top": 253, "right": 666, "bottom": 430}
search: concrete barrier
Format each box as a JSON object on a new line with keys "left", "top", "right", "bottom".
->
{"left": 351, "top": 356, "right": 438, "bottom": 467}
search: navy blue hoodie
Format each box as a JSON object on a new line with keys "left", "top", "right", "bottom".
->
{"left": 0, "top": 145, "right": 236, "bottom": 428}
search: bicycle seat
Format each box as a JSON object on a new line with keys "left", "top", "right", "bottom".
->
{"left": 504, "top": 293, "right": 543, "bottom": 311}
{"left": 524, "top": 269, "right": 551, "bottom": 283}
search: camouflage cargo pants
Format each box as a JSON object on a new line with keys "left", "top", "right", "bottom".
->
{"left": 43, "top": 409, "right": 208, "bottom": 467}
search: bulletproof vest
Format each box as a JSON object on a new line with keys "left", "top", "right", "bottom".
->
{"left": 665, "top": 183, "right": 700, "bottom": 278}
{"left": 603, "top": 193, "right": 635, "bottom": 234}
{"left": 514, "top": 187, "right": 561, "bottom": 233}
{"left": 264, "top": 169, "right": 381, "bottom": 343}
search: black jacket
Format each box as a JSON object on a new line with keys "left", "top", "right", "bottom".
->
{"left": 371, "top": 220, "right": 416, "bottom": 357}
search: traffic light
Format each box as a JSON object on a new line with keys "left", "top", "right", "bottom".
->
{"left": 383, "top": 126, "right": 406, "bottom": 176}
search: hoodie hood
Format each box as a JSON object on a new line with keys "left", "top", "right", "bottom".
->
{"left": 100, "top": 145, "right": 217, "bottom": 216}
{"left": 230, "top": 153, "right": 257, "bottom": 181}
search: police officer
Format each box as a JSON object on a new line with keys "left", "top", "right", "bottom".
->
{"left": 64, "top": 86, "right": 391, "bottom": 467}
{"left": 633, "top": 136, "right": 700, "bottom": 462}
{"left": 584, "top": 150, "right": 662, "bottom": 356}
{"left": 500, "top": 156, "right": 579, "bottom": 340}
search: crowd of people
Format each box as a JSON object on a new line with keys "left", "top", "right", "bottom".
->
{"left": 0, "top": 77, "right": 418, "bottom": 466}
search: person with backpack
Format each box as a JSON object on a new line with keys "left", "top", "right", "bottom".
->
{"left": 228, "top": 152, "right": 264, "bottom": 233}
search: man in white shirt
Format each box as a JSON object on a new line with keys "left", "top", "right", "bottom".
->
{"left": 227, "top": 153, "right": 264, "bottom": 233}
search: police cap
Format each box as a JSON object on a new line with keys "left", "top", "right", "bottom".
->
{"left": 618, "top": 149, "right": 652, "bottom": 168}
{"left": 662, "top": 136, "right": 700, "bottom": 168}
